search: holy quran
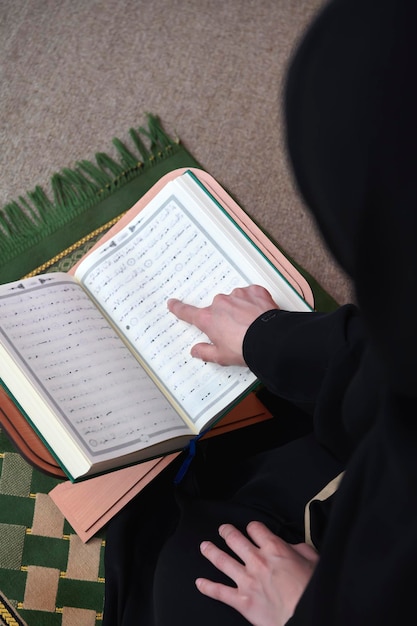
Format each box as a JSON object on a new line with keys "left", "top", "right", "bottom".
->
{"left": 0, "top": 169, "right": 311, "bottom": 481}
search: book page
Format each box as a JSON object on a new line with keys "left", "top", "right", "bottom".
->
{"left": 0, "top": 274, "right": 190, "bottom": 464}
{"left": 75, "top": 184, "right": 258, "bottom": 429}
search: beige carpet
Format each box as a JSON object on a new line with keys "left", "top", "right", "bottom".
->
{"left": 0, "top": 0, "right": 352, "bottom": 305}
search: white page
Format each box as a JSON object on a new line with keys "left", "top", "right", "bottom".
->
{"left": 0, "top": 274, "right": 190, "bottom": 464}
{"left": 178, "top": 172, "right": 313, "bottom": 312}
{"left": 76, "top": 184, "right": 259, "bottom": 429}
{"left": 75, "top": 174, "right": 309, "bottom": 429}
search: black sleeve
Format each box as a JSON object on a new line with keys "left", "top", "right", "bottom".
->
{"left": 243, "top": 305, "right": 367, "bottom": 460}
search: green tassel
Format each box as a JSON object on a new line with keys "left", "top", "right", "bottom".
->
{"left": 26, "top": 187, "right": 55, "bottom": 221}
{"left": 52, "top": 173, "right": 87, "bottom": 210}
{"left": 145, "top": 113, "right": 177, "bottom": 150}
{"left": 0, "top": 200, "right": 38, "bottom": 236}
{"left": 128, "top": 128, "right": 150, "bottom": 161}
{"left": 60, "top": 167, "right": 101, "bottom": 198}
{"left": 77, "top": 160, "right": 113, "bottom": 188}
{"left": 95, "top": 153, "right": 126, "bottom": 178}
{"left": 112, "top": 138, "right": 141, "bottom": 170}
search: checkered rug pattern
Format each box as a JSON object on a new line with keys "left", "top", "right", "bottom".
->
{"left": 0, "top": 428, "right": 105, "bottom": 626}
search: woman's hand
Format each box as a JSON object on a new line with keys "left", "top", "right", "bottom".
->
{"left": 196, "top": 522, "right": 318, "bottom": 626}
{"left": 167, "top": 285, "right": 279, "bottom": 367}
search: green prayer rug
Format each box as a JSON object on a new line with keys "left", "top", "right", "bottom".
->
{"left": 0, "top": 114, "right": 201, "bottom": 626}
{"left": 0, "top": 113, "right": 337, "bottom": 626}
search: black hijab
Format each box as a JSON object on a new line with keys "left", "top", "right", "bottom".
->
{"left": 285, "top": 0, "right": 417, "bottom": 397}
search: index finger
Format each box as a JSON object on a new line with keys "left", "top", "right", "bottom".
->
{"left": 167, "top": 298, "right": 202, "bottom": 326}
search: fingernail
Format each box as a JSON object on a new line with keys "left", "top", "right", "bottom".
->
{"left": 200, "top": 541, "right": 209, "bottom": 553}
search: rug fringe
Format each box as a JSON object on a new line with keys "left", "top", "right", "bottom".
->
{"left": 0, "top": 114, "right": 179, "bottom": 266}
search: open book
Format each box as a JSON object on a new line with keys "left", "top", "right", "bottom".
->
{"left": 0, "top": 169, "right": 312, "bottom": 482}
